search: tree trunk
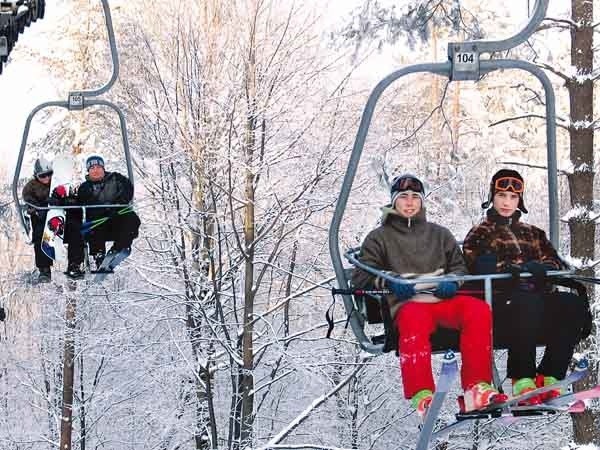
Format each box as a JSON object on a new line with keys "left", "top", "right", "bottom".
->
{"left": 78, "top": 354, "right": 86, "bottom": 450}
{"left": 59, "top": 296, "right": 76, "bottom": 450}
{"left": 568, "top": 0, "right": 598, "bottom": 444}
{"left": 235, "top": 6, "right": 258, "bottom": 447}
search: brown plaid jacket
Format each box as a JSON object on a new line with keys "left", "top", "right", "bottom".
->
{"left": 463, "top": 209, "right": 562, "bottom": 273}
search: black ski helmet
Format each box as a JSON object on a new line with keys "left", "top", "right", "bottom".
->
{"left": 390, "top": 174, "right": 426, "bottom": 206}
{"left": 482, "top": 169, "right": 528, "bottom": 213}
{"left": 34, "top": 157, "right": 53, "bottom": 177}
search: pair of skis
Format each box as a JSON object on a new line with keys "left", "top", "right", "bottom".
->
{"left": 415, "top": 356, "right": 597, "bottom": 449}
{"left": 428, "top": 358, "right": 595, "bottom": 444}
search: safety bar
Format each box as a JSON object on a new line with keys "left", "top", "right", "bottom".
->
{"left": 341, "top": 247, "right": 574, "bottom": 354}
{"left": 346, "top": 247, "right": 574, "bottom": 288}
{"left": 12, "top": 100, "right": 132, "bottom": 234}
{"left": 23, "top": 202, "right": 131, "bottom": 211}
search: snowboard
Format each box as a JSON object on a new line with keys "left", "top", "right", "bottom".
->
{"left": 40, "top": 155, "right": 74, "bottom": 262}
{"left": 93, "top": 248, "right": 131, "bottom": 282}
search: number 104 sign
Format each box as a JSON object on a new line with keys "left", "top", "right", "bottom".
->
{"left": 454, "top": 52, "right": 479, "bottom": 71}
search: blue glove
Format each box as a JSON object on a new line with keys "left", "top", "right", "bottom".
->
{"left": 387, "top": 279, "right": 416, "bottom": 301}
{"left": 434, "top": 281, "right": 458, "bottom": 299}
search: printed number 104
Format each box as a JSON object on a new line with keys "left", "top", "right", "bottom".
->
{"left": 456, "top": 53, "right": 475, "bottom": 63}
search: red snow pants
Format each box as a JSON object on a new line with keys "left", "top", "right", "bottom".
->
{"left": 395, "top": 295, "right": 492, "bottom": 399}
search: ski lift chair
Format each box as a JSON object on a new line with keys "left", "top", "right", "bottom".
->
{"left": 0, "top": 0, "right": 44, "bottom": 72}
{"left": 343, "top": 246, "right": 593, "bottom": 391}
{"left": 329, "top": 1, "right": 597, "bottom": 447}
{"left": 11, "top": 0, "right": 133, "bottom": 273}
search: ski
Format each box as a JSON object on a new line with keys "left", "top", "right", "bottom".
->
{"left": 415, "top": 350, "right": 458, "bottom": 450}
{"left": 509, "top": 401, "right": 587, "bottom": 415}
{"left": 465, "top": 358, "right": 589, "bottom": 414}
{"left": 432, "top": 401, "right": 588, "bottom": 441}
{"left": 546, "top": 384, "right": 600, "bottom": 408}
{"left": 93, "top": 248, "right": 131, "bottom": 282}
{"left": 431, "top": 358, "right": 589, "bottom": 441}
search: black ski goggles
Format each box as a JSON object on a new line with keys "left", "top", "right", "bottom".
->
{"left": 391, "top": 176, "right": 424, "bottom": 194}
{"left": 36, "top": 171, "right": 53, "bottom": 179}
{"left": 494, "top": 176, "right": 524, "bottom": 193}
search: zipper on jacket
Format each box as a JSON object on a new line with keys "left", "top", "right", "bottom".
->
{"left": 505, "top": 225, "right": 522, "bottom": 254}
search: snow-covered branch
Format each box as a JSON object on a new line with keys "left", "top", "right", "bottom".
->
{"left": 258, "top": 357, "right": 372, "bottom": 449}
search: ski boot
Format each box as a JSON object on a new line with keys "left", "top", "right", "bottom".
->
{"left": 513, "top": 377, "right": 543, "bottom": 405}
{"left": 91, "top": 251, "right": 105, "bottom": 271}
{"left": 411, "top": 389, "right": 433, "bottom": 418}
{"left": 37, "top": 267, "right": 51, "bottom": 283}
{"left": 535, "top": 374, "right": 563, "bottom": 401}
{"left": 65, "top": 263, "right": 84, "bottom": 280}
{"left": 463, "top": 382, "right": 508, "bottom": 411}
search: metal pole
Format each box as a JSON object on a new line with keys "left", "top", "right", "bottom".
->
{"left": 73, "top": 0, "right": 119, "bottom": 98}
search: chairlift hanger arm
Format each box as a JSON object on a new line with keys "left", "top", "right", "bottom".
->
{"left": 12, "top": 98, "right": 134, "bottom": 232}
{"left": 453, "top": 0, "right": 548, "bottom": 55}
{"left": 329, "top": 61, "right": 558, "bottom": 354}
{"left": 447, "top": 0, "right": 548, "bottom": 81}
{"left": 71, "top": 0, "right": 119, "bottom": 100}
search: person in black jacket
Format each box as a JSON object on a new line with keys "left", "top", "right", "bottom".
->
{"left": 75, "top": 155, "right": 140, "bottom": 268}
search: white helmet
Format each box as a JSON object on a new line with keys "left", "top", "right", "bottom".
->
{"left": 34, "top": 157, "right": 53, "bottom": 177}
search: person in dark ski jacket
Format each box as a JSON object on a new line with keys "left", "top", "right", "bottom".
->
{"left": 74, "top": 155, "right": 139, "bottom": 267}
{"left": 22, "top": 157, "right": 53, "bottom": 282}
{"left": 463, "top": 169, "right": 591, "bottom": 403}
{"left": 23, "top": 157, "right": 85, "bottom": 281}
{"left": 352, "top": 174, "right": 506, "bottom": 417}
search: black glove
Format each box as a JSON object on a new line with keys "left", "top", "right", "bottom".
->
{"left": 26, "top": 206, "right": 38, "bottom": 218}
{"left": 474, "top": 253, "right": 497, "bottom": 274}
{"left": 521, "top": 261, "right": 549, "bottom": 290}
{"left": 508, "top": 264, "right": 523, "bottom": 290}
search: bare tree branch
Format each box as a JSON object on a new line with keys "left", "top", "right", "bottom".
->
{"left": 489, "top": 114, "right": 570, "bottom": 131}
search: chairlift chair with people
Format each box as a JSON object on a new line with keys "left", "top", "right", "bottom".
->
{"left": 10, "top": 0, "right": 134, "bottom": 275}
{"left": 328, "top": 0, "right": 597, "bottom": 448}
